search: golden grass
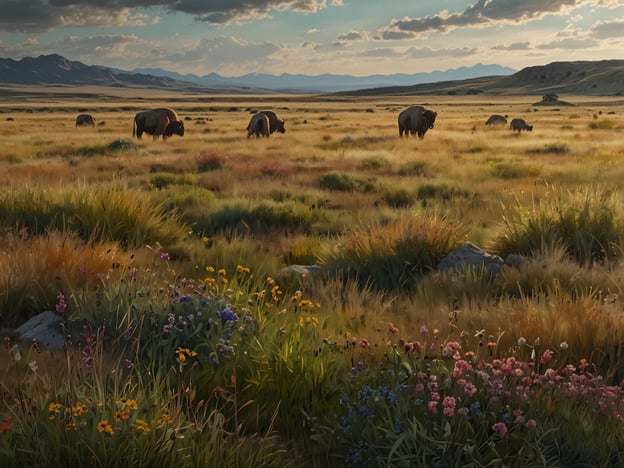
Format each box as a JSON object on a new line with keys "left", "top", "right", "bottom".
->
{"left": 2, "top": 87, "right": 624, "bottom": 366}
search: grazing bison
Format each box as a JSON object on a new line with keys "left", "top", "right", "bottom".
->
{"left": 75, "top": 114, "right": 95, "bottom": 127}
{"left": 133, "top": 108, "right": 184, "bottom": 141}
{"left": 485, "top": 114, "right": 508, "bottom": 126}
{"left": 247, "top": 110, "right": 285, "bottom": 138}
{"left": 398, "top": 105, "right": 437, "bottom": 139}
{"left": 510, "top": 118, "right": 533, "bottom": 133}
{"left": 247, "top": 112, "right": 271, "bottom": 138}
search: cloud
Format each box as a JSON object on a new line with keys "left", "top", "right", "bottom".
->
{"left": 537, "top": 37, "right": 600, "bottom": 49}
{"left": 491, "top": 41, "right": 532, "bottom": 51}
{"left": 0, "top": 1, "right": 343, "bottom": 32}
{"left": 336, "top": 30, "right": 370, "bottom": 42}
{"left": 589, "top": 19, "right": 624, "bottom": 39}
{"left": 374, "top": 0, "right": 618, "bottom": 40}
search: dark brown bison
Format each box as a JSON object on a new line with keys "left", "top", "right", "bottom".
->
{"left": 133, "top": 108, "right": 184, "bottom": 141}
{"left": 510, "top": 118, "right": 533, "bottom": 133}
{"left": 75, "top": 114, "right": 95, "bottom": 127}
{"left": 247, "top": 110, "right": 285, "bottom": 138}
{"left": 485, "top": 114, "right": 508, "bottom": 126}
{"left": 247, "top": 112, "right": 271, "bottom": 138}
{"left": 398, "top": 105, "right": 437, "bottom": 139}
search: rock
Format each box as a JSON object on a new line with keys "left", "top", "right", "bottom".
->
{"left": 15, "top": 311, "right": 66, "bottom": 349}
{"left": 279, "top": 264, "right": 322, "bottom": 275}
{"left": 437, "top": 242, "right": 505, "bottom": 275}
{"left": 504, "top": 253, "right": 526, "bottom": 268}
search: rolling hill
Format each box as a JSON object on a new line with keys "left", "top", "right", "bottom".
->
{"left": 0, "top": 54, "right": 623, "bottom": 96}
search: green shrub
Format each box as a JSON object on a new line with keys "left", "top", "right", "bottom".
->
{"left": 491, "top": 185, "right": 624, "bottom": 266}
{"left": 0, "top": 187, "right": 187, "bottom": 248}
{"left": 319, "top": 171, "right": 377, "bottom": 193}
{"left": 317, "top": 214, "right": 466, "bottom": 290}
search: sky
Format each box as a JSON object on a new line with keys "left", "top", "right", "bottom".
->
{"left": 0, "top": 0, "right": 623, "bottom": 77}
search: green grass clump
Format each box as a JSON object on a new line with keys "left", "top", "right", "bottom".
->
{"left": 0, "top": 187, "right": 187, "bottom": 249}
{"left": 319, "top": 171, "right": 377, "bottom": 193}
{"left": 318, "top": 214, "right": 466, "bottom": 290}
{"left": 491, "top": 185, "right": 624, "bottom": 266}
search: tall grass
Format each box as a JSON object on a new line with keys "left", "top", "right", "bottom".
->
{"left": 491, "top": 185, "right": 624, "bottom": 266}
{"left": 0, "top": 186, "right": 187, "bottom": 249}
{"left": 317, "top": 214, "right": 466, "bottom": 290}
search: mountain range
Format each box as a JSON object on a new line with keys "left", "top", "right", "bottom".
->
{"left": 0, "top": 54, "right": 514, "bottom": 93}
{"left": 1, "top": 54, "right": 623, "bottom": 96}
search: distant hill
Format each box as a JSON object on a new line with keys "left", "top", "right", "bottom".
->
{"left": 344, "top": 60, "right": 624, "bottom": 96}
{"left": 0, "top": 54, "right": 515, "bottom": 94}
{"left": 1, "top": 55, "right": 622, "bottom": 96}
{"left": 0, "top": 54, "right": 268, "bottom": 93}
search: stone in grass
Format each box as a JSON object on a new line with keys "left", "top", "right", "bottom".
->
{"left": 15, "top": 311, "right": 66, "bottom": 349}
{"left": 437, "top": 241, "right": 505, "bottom": 275}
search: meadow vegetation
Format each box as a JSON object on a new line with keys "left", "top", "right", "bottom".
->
{"left": 1, "top": 87, "right": 624, "bottom": 466}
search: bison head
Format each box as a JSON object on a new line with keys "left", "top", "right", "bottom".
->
{"left": 166, "top": 120, "right": 185, "bottom": 137}
{"left": 423, "top": 110, "right": 437, "bottom": 129}
{"left": 275, "top": 119, "right": 286, "bottom": 134}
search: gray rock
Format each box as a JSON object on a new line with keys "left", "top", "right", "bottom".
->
{"left": 437, "top": 241, "right": 505, "bottom": 275}
{"left": 279, "top": 264, "right": 322, "bottom": 275}
{"left": 15, "top": 311, "right": 66, "bottom": 349}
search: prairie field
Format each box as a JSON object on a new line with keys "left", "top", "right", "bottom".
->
{"left": 2, "top": 86, "right": 624, "bottom": 466}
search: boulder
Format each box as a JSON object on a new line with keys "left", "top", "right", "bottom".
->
{"left": 437, "top": 242, "right": 505, "bottom": 275}
{"left": 15, "top": 311, "right": 66, "bottom": 349}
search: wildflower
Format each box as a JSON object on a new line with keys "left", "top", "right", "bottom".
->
{"left": 48, "top": 402, "right": 62, "bottom": 414}
{"left": 97, "top": 420, "right": 115, "bottom": 436}
{"left": 236, "top": 264, "right": 251, "bottom": 274}
{"left": 0, "top": 417, "right": 11, "bottom": 433}
{"left": 160, "top": 252, "right": 170, "bottom": 261}
{"left": 135, "top": 419, "right": 150, "bottom": 433}
{"left": 526, "top": 419, "right": 537, "bottom": 429}
{"left": 474, "top": 329, "right": 485, "bottom": 338}
{"left": 388, "top": 322, "right": 399, "bottom": 335}
{"left": 66, "top": 422, "right": 77, "bottom": 431}
{"left": 55, "top": 293, "right": 67, "bottom": 315}
{"left": 540, "top": 349, "right": 554, "bottom": 365}
{"left": 443, "top": 396, "right": 456, "bottom": 417}
{"left": 124, "top": 358, "right": 134, "bottom": 369}
{"left": 517, "top": 336, "right": 526, "bottom": 347}
{"left": 206, "top": 266, "right": 215, "bottom": 273}
{"left": 157, "top": 413, "right": 173, "bottom": 428}
{"left": 427, "top": 401, "right": 438, "bottom": 414}
{"left": 359, "top": 339, "right": 370, "bottom": 348}
{"left": 560, "top": 341, "right": 569, "bottom": 350}
{"left": 492, "top": 422, "right": 508, "bottom": 438}
{"left": 420, "top": 325, "right": 428, "bottom": 336}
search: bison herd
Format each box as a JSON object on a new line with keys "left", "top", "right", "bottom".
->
{"left": 73, "top": 105, "right": 535, "bottom": 142}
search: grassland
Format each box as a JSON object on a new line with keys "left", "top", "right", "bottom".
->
{"left": 1, "top": 85, "right": 624, "bottom": 466}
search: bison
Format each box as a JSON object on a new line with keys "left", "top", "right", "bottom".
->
{"left": 485, "top": 114, "right": 508, "bottom": 126}
{"left": 76, "top": 114, "right": 95, "bottom": 127}
{"left": 133, "top": 108, "right": 185, "bottom": 141}
{"left": 510, "top": 118, "right": 533, "bottom": 133}
{"left": 247, "top": 110, "right": 285, "bottom": 138}
{"left": 398, "top": 105, "right": 437, "bottom": 139}
{"left": 247, "top": 112, "right": 271, "bottom": 138}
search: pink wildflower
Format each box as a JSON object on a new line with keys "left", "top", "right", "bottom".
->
{"left": 492, "top": 422, "right": 508, "bottom": 438}
{"left": 526, "top": 419, "right": 537, "bottom": 429}
{"left": 540, "top": 349, "right": 554, "bottom": 365}
{"left": 427, "top": 401, "right": 438, "bottom": 414}
{"left": 442, "top": 396, "right": 456, "bottom": 417}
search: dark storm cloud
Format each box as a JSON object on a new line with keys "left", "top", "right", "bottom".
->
{"left": 375, "top": 0, "right": 611, "bottom": 40}
{"left": 0, "top": 0, "right": 335, "bottom": 32}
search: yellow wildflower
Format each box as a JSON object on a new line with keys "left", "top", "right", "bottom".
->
{"left": 66, "top": 422, "right": 77, "bottom": 431}
{"left": 48, "top": 402, "right": 62, "bottom": 413}
{"left": 135, "top": 419, "right": 150, "bottom": 433}
{"left": 96, "top": 420, "right": 115, "bottom": 436}
{"left": 206, "top": 266, "right": 215, "bottom": 273}
{"left": 218, "top": 268, "right": 226, "bottom": 276}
